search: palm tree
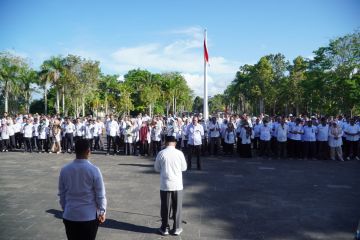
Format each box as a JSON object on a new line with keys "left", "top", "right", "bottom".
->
{"left": 21, "top": 69, "right": 38, "bottom": 113}
{"left": 0, "top": 52, "right": 25, "bottom": 113}
{"left": 40, "top": 56, "right": 63, "bottom": 114}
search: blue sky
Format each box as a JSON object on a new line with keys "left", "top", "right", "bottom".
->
{"left": 1, "top": 0, "right": 359, "bottom": 96}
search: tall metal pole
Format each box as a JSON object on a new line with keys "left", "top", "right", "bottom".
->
{"left": 203, "top": 29, "right": 209, "bottom": 121}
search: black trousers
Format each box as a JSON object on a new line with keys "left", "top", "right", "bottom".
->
{"left": 160, "top": 190, "right": 183, "bottom": 231}
{"left": 65, "top": 133, "right": 74, "bottom": 151}
{"left": 9, "top": 135, "right": 15, "bottom": 150}
{"left": 277, "top": 141, "right": 287, "bottom": 158}
{"left": 303, "top": 141, "right": 316, "bottom": 159}
{"left": 107, "top": 136, "right": 116, "bottom": 154}
{"left": 317, "top": 141, "right": 329, "bottom": 160}
{"left": 94, "top": 136, "right": 100, "bottom": 150}
{"left": 152, "top": 141, "right": 161, "bottom": 157}
{"left": 24, "top": 137, "right": 32, "bottom": 152}
{"left": 63, "top": 218, "right": 99, "bottom": 240}
{"left": 259, "top": 140, "right": 271, "bottom": 157}
{"left": 346, "top": 140, "right": 359, "bottom": 158}
{"left": 187, "top": 145, "right": 201, "bottom": 170}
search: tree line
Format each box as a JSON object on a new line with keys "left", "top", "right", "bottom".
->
{"left": 220, "top": 30, "right": 360, "bottom": 117}
{"left": 0, "top": 53, "right": 193, "bottom": 117}
{"left": 1, "top": 30, "right": 359, "bottom": 117}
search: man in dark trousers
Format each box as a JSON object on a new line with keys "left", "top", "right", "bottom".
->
{"left": 58, "top": 139, "right": 107, "bottom": 240}
{"left": 154, "top": 136, "right": 187, "bottom": 236}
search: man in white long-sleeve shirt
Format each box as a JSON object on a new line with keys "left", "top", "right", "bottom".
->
{"left": 58, "top": 139, "right": 107, "bottom": 240}
{"left": 154, "top": 136, "right": 187, "bottom": 236}
{"left": 106, "top": 115, "right": 119, "bottom": 155}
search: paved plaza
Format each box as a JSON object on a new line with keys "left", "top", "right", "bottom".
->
{"left": 0, "top": 151, "right": 359, "bottom": 240}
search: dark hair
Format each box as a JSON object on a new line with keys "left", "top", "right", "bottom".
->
{"left": 75, "top": 139, "right": 90, "bottom": 156}
{"left": 165, "top": 136, "right": 177, "bottom": 143}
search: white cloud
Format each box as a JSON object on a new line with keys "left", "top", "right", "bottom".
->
{"left": 105, "top": 26, "right": 240, "bottom": 96}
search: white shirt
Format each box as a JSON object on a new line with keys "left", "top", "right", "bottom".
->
{"left": 302, "top": 125, "right": 317, "bottom": 142}
{"left": 84, "top": 124, "right": 95, "bottom": 139}
{"left": 64, "top": 122, "right": 75, "bottom": 134}
{"left": 58, "top": 159, "right": 107, "bottom": 221}
{"left": 38, "top": 124, "right": 48, "bottom": 140}
{"left": 186, "top": 123, "right": 204, "bottom": 146}
{"left": 290, "top": 124, "right": 303, "bottom": 141}
{"left": 9, "top": 124, "right": 14, "bottom": 136}
{"left": 344, "top": 124, "right": 360, "bottom": 141}
{"left": 260, "top": 125, "right": 271, "bottom": 141}
{"left": 239, "top": 127, "right": 254, "bottom": 144}
{"left": 253, "top": 124, "right": 261, "bottom": 138}
{"left": 275, "top": 124, "right": 288, "bottom": 142}
{"left": 33, "top": 123, "right": 40, "bottom": 137}
{"left": 1, "top": 125, "right": 9, "bottom": 139}
{"left": 154, "top": 146, "right": 187, "bottom": 191}
{"left": 74, "top": 123, "right": 85, "bottom": 137}
{"left": 208, "top": 122, "right": 220, "bottom": 138}
{"left": 13, "top": 122, "right": 21, "bottom": 133}
{"left": 224, "top": 129, "right": 236, "bottom": 144}
{"left": 106, "top": 120, "right": 119, "bottom": 137}
{"left": 23, "top": 123, "right": 33, "bottom": 138}
{"left": 316, "top": 124, "right": 329, "bottom": 141}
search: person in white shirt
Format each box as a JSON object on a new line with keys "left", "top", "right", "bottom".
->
{"left": 208, "top": 117, "right": 221, "bottom": 156}
{"left": 124, "top": 121, "right": 135, "bottom": 155}
{"left": 253, "top": 118, "right": 261, "bottom": 151}
{"left": 22, "top": 118, "right": 33, "bottom": 153}
{"left": 328, "top": 121, "right": 344, "bottom": 161}
{"left": 7, "top": 118, "right": 15, "bottom": 151}
{"left": 84, "top": 120, "right": 95, "bottom": 151}
{"left": 181, "top": 118, "right": 189, "bottom": 152}
{"left": 32, "top": 118, "right": 40, "bottom": 152}
{"left": 186, "top": 116, "right": 204, "bottom": 170}
{"left": 151, "top": 119, "right": 162, "bottom": 157}
{"left": 199, "top": 118, "right": 208, "bottom": 156}
{"left": 74, "top": 118, "right": 85, "bottom": 143}
{"left": 224, "top": 122, "right": 236, "bottom": 155}
{"left": 58, "top": 139, "right": 107, "bottom": 240}
{"left": 275, "top": 118, "right": 288, "bottom": 159}
{"left": 1, "top": 122, "right": 10, "bottom": 151}
{"left": 259, "top": 119, "right": 272, "bottom": 157}
{"left": 154, "top": 136, "right": 187, "bottom": 236}
{"left": 316, "top": 117, "right": 329, "bottom": 160}
{"left": 289, "top": 118, "right": 303, "bottom": 159}
{"left": 64, "top": 118, "right": 75, "bottom": 153}
{"left": 344, "top": 118, "right": 360, "bottom": 160}
{"left": 302, "top": 120, "right": 317, "bottom": 159}
{"left": 94, "top": 118, "right": 105, "bottom": 151}
{"left": 239, "top": 123, "right": 254, "bottom": 158}
{"left": 14, "top": 117, "right": 23, "bottom": 149}
{"left": 106, "top": 115, "right": 119, "bottom": 155}
{"left": 38, "top": 118, "right": 48, "bottom": 153}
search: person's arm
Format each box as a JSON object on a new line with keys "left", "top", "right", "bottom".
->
{"left": 94, "top": 168, "right": 107, "bottom": 223}
{"left": 58, "top": 170, "right": 66, "bottom": 211}
{"left": 154, "top": 154, "right": 161, "bottom": 172}
{"left": 180, "top": 152, "right": 187, "bottom": 171}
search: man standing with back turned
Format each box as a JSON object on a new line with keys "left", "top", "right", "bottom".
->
{"left": 58, "top": 139, "right": 107, "bottom": 240}
{"left": 155, "top": 136, "right": 187, "bottom": 236}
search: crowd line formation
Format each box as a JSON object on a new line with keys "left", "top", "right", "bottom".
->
{"left": 1, "top": 111, "right": 360, "bottom": 165}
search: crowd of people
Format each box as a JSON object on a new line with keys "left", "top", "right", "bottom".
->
{"left": 1, "top": 111, "right": 360, "bottom": 164}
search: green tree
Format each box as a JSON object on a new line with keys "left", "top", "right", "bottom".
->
{"left": 0, "top": 52, "right": 27, "bottom": 113}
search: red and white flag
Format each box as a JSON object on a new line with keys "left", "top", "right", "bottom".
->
{"left": 204, "top": 37, "right": 209, "bottom": 63}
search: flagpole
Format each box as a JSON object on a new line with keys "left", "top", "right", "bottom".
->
{"left": 203, "top": 29, "right": 209, "bottom": 121}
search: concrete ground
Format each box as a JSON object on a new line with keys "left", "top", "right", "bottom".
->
{"left": 0, "top": 151, "right": 359, "bottom": 240}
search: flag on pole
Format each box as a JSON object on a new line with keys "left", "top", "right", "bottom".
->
{"left": 204, "top": 37, "right": 209, "bottom": 63}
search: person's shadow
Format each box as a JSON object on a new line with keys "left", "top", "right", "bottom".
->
{"left": 46, "top": 209, "right": 157, "bottom": 234}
